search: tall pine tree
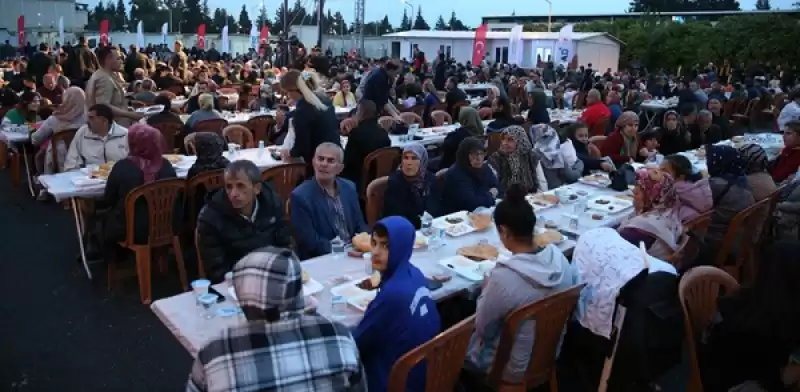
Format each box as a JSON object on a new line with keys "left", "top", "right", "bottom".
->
{"left": 434, "top": 15, "right": 447, "bottom": 31}
{"left": 399, "top": 9, "right": 411, "bottom": 31}
{"left": 755, "top": 0, "right": 771, "bottom": 9}
{"left": 412, "top": 6, "right": 430, "bottom": 30}
{"left": 238, "top": 5, "right": 251, "bottom": 33}
{"left": 378, "top": 15, "right": 393, "bottom": 34}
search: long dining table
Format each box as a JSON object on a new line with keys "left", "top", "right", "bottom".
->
{"left": 150, "top": 179, "right": 637, "bottom": 356}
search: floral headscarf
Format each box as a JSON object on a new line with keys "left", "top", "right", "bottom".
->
{"left": 737, "top": 143, "right": 768, "bottom": 174}
{"left": 127, "top": 124, "right": 165, "bottom": 183}
{"left": 532, "top": 124, "right": 564, "bottom": 169}
{"left": 636, "top": 168, "right": 678, "bottom": 212}
{"left": 615, "top": 111, "right": 639, "bottom": 157}
{"left": 401, "top": 143, "right": 429, "bottom": 196}
{"left": 707, "top": 145, "right": 749, "bottom": 188}
{"left": 496, "top": 125, "right": 536, "bottom": 192}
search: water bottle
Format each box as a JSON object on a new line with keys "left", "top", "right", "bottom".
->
{"left": 258, "top": 140, "right": 265, "bottom": 157}
{"left": 260, "top": 104, "right": 266, "bottom": 114}
{"left": 363, "top": 252, "right": 373, "bottom": 275}
{"left": 330, "top": 237, "right": 345, "bottom": 257}
{"left": 420, "top": 213, "right": 433, "bottom": 236}
{"left": 331, "top": 295, "right": 347, "bottom": 319}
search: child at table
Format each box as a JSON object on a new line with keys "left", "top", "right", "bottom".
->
{"left": 565, "top": 122, "right": 615, "bottom": 175}
{"left": 353, "top": 216, "right": 441, "bottom": 392}
{"left": 639, "top": 129, "right": 663, "bottom": 165}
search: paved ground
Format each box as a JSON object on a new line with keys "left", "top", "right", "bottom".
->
{"left": 0, "top": 170, "right": 191, "bottom": 391}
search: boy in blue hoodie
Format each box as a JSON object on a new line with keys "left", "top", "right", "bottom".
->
{"left": 353, "top": 216, "right": 442, "bottom": 391}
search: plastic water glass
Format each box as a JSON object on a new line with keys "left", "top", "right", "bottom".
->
{"left": 198, "top": 293, "right": 218, "bottom": 319}
{"left": 363, "top": 252, "right": 373, "bottom": 275}
{"left": 330, "top": 237, "right": 345, "bottom": 257}
{"left": 331, "top": 295, "right": 347, "bottom": 319}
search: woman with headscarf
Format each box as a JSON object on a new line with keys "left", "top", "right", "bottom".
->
{"left": 383, "top": 143, "right": 437, "bottom": 228}
{"left": 658, "top": 110, "right": 690, "bottom": 156}
{"left": 617, "top": 168, "right": 684, "bottom": 260}
{"left": 31, "top": 87, "right": 87, "bottom": 175}
{"left": 103, "top": 124, "right": 177, "bottom": 244}
{"left": 441, "top": 137, "right": 500, "bottom": 214}
{"left": 187, "top": 132, "right": 229, "bottom": 180}
{"left": 525, "top": 90, "right": 551, "bottom": 125}
{"left": 533, "top": 123, "right": 583, "bottom": 188}
{"left": 705, "top": 145, "right": 756, "bottom": 249}
{"left": 440, "top": 106, "right": 484, "bottom": 170}
{"left": 600, "top": 111, "right": 645, "bottom": 164}
{"left": 566, "top": 121, "right": 615, "bottom": 175}
{"left": 738, "top": 143, "right": 777, "bottom": 201}
{"left": 488, "top": 125, "right": 547, "bottom": 194}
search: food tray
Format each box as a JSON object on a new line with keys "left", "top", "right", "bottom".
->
{"left": 346, "top": 292, "right": 377, "bottom": 312}
{"left": 229, "top": 277, "right": 324, "bottom": 300}
{"left": 433, "top": 211, "right": 469, "bottom": 226}
{"left": 526, "top": 193, "right": 558, "bottom": 212}
{"left": 136, "top": 105, "right": 165, "bottom": 115}
{"left": 586, "top": 196, "right": 633, "bottom": 214}
{"left": 445, "top": 223, "right": 476, "bottom": 237}
{"left": 438, "top": 255, "right": 496, "bottom": 282}
{"left": 578, "top": 173, "right": 611, "bottom": 187}
{"left": 534, "top": 227, "right": 566, "bottom": 245}
{"left": 71, "top": 177, "right": 106, "bottom": 187}
{"left": 330, "top": 278, "right": 375, "bottom": 299}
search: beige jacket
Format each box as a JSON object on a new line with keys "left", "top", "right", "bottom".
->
{"left": 86, "top": 68, "right": 133, "bottom": 126}
{"left": 63, "top": 123, "right": 129, "bottom": 171}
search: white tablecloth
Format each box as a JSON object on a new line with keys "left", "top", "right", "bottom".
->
{"left": 679, "top": 133, "right": 785, "bottom": 173}
{"left": 640, "top": 99, "right": 679, "bottom": 111}
{"left": 1, "top": 130, "right": 29, "bottom": 145}
{"left": 178, "top": 107, "right": 352, "bottom": 125}
{"left": 171, "top": 93, "right": 239, "bottom": 109}
{"left": 38, "top": 149, "right": 284, "bottom": 202}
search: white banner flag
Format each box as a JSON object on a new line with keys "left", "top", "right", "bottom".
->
{"left": 554, "top": 24, "right": 575, "bottom": 66}
{"left": 249, "top": 25, "right": 258, "bottom": 49}
{"left": 136, "top": 21, "right": 144, "bottom": 49}
{"left": 58, "top": 17, "right": 64, "bottom": 46}
{"left": 507, "top": 24, "right": 524, "bottom": 66}
{"left": 221, "top": 25, "right": 229, "bottom": 53}
{"left": 161, "top": 22, "right": 168, "bottom": 45}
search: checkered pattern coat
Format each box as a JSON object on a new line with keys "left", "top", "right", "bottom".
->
{"left": 187, "top": 314, "right": 366, "bottom": 392}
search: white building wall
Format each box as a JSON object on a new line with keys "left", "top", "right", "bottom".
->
{"left": 0, "top": 0, "right": 88, "bottom": 33}
{"left": 575, "top": 35, "right": 620, "bottom": 72}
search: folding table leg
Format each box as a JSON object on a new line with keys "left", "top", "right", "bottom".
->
{"left": 22, "top": 147, "right": 35, "bottom": 197}
{"left": 70, "top": 197, "right": 93, "bottom": 279}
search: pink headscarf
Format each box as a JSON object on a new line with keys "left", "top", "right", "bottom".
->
{"left": 127, "top": 124, "right": 165, "bottom": 183}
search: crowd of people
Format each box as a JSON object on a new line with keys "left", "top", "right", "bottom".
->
{"left": 1, "top": 35, "right": 800, "bottom": 392}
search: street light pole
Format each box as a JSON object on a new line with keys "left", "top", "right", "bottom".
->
{"left": 544, "top": 0, "right": 552, "bottom": 32}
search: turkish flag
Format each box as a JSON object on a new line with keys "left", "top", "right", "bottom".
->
{"left": 471, "top": 24, "right": 488, "bottom": 65}
{"left": 17, "top": 16, "right": 24, "bottom": 48}
{"left": 197, "top": 24, "right": 206, "bottom": 49}
{"left": 100, "top": 20, "right": 109, "bottom": 46}
{"left": 259, "top": 26, "right": 269, "bottom": 55}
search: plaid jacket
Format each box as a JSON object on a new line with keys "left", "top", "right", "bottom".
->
{"left": 187, "top": 313, "right": 367, "bottom": 392}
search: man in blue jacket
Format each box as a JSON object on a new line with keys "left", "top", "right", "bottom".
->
{"left": 353, "top": 216, "right": 442, "bottom": 391}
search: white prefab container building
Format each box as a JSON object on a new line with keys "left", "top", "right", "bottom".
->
{"left": 377, "top": 30, "right": 622, "bottom": 71}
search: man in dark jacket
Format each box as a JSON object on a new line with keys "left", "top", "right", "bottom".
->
{"left": 196, "top": 160, "right": 291, "bottom": 282}
{"left": 341, "top": 100, "right": 391, "bottom": 191}
{"left": 26, "top": 43, "right": 55, "bottom": 87}
{"left": 65, "top": 36, "right": 100, "bottom": 89}
{"left": 124, "top": 45, "right": 150, "bottom": 82}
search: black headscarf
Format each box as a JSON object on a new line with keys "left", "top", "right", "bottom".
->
{"left": 455, "top": 136, "right": 485, "bottom": 178}
{"left": 189, "top": 132, "right": 229, "bottom": 178}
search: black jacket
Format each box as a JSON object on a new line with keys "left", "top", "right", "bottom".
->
{"left": 66, "top": 44, "right": 99, "bottom": 84}
{"left": 341, "top": 118, "right": 391, "bottom": 190}
{"left": 290, "top": 94, "right": 341, "bottom": 167}
{"left": 197, "top": 183, "right": 291, "bottom": 282}
{"left": 383, "top": 170, "right": 437, "bottom": 228}
{"left": 27, "top": 52, "right": 55, "bottom": 87}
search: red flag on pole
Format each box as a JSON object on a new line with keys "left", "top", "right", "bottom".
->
{"left": 259, "top": 26, "right": 269, "bottom": 55}
{"left": 17, "top": 16, "right": 25, "bottom": 48}
{"left": 197, "top": 24, "right": 206, "bottom": 49}
{"left": 100, "top": 20, "right": 109, "bottom": 46}
{"left": 471, "top": 24, "right": 488, "bottom": 65}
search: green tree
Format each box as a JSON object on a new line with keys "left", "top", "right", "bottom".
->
{"left": 447, "top": 11, "right": 469, "bottom": 31}
{"left": 115, "top": 0, "right": 128, "bottom": 29}
{"left": 434, "top": 15, "right": 447, "bottom": 31}
{"left": 330, "top": 11, "right": 346, "bottom": 35}
{"left": 412, "top": 7, "right": 429, "bottom": 30}
{"left": 130, "top": 0, "right": 164, "bottom": 32}
{"left": 289, "top": 0, "right": 308, "bottom": 26}
{"left": 272, "top": 2, "right": 287, "bottom": 36}
{"left": 399, "top": 9, "right": 411, "bottom": 31}
{"left": 201, "top": 0, "right": 212, "bottom": 27}
{"left": 238, "top": 5, "right": 252, "bottom": 33}
{"left": 88, "top": 2, "right": 109, "bottom": 29}
{"left": 324, "top": 9, "right": 335, "bottom": 33}
{"left": 755, "top": 0, "right": 771, "bottom": 9}
{"left": 182, "top": 0, "right": 202, "bottom": 33}
{"left": 378, "top": 15, "right": 393, "bottom": 34}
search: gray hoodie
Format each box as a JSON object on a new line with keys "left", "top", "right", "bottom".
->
{"left": 466, "top": 245, "right": 579, "bottom": 382}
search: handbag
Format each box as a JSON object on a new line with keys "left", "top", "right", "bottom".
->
{"left": 609, "top": 164, "right": 636, "bottom": 192}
